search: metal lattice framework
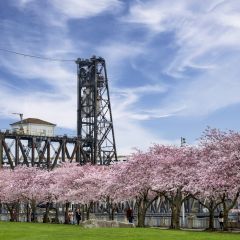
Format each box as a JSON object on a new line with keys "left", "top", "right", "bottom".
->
{"left": 76, "top": 56, "right": 117, "bottom": 165}
{"left": 0, "top": 132, "right": 87, "bottom": 169}
{"left": 0, "top": 55, "right": 117, "bottom": 168}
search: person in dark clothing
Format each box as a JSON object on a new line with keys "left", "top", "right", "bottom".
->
{"left": 126, "top": 207, "right": 134, "bottom": 223}
{"left": 218, "top": 211, "right": 224, "bottom": 230}
{"left": 75, "top": 208, "right": 81, "bottom": 225}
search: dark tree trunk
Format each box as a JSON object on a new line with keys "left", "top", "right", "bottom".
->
{"left": 222, "top": 192, "right": 239, "bottom": 231}
{"left": 9, "top": 209, "right": 15, "bottom": 222}
{"left": 106, "top": 197, "right": 112, "bottom": 220}
{"left": 136, "top": 193, "right": 159, "bottom": 228}
{"left": 136, "top": 197, "right": 149, "bottom": 227}
{"left": 86, "top": 202, "right": 93, "bottom": 220}
{"left": 205, "top": 199, "right": 219, "bottom": 231}
{"left": 223, "top": 208, "right": 228, "bottom": 231}
{"left": 26, "top": 202, "right": 30, "bottom": 222}
{"left": 137, "top": 205, "right": 147, "bottom": 227}
{"left": 54, "top": 203, "right": 60, "bottom": 224}
{"left": 6, "top": 203, "right": 17, "bottom": 222}
{"left": 110, "top": 206, "right": 116, "bottom": 221}
{"left": 81, "top": 204, "right": 85, "bottom": 222}
{"left": 106, "top": 197, "right": 116, "bottom": 221}
{"left": 197, "top": 197, "right": 222, "bottom": 231}
{"left": 16, "top": 200, "right": 20, "bottom": 222}
{"left": 64, "top": 202, "right": 70, "bottom": 224}
{"left": 30, "top": 200, "right": 37, "bottom": 222}
{"left": 170, "top": 204, "right": 181, "bottom": 229}
{"left": 208, "top": 208, "right": 215, "bottom": 230}
{"left": 169, "top": 190, "right": 182, "bottom": 229}
{"left": 43, "top": 202, "right": 50, "bottom": 223}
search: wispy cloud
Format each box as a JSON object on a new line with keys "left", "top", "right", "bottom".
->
{"left": 0, "top": 1, "right": 177, "bottom": 154}
{"left": 122, "top": 0, "right": 240, "bottom": 116}
{"left": 50, "top": 0, "right": 122, "bottom": 20}
{"left": 112, "top": 84, "right": 169, "bottom": 120}
{"left": 12, "top": 0, "right": 123, "bottom": 26}
{"left": 1, "top": 0, "right": 240, "bottom": 153}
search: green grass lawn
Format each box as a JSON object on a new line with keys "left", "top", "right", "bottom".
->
{"left": 0, "top": 222, "right": 240, "bottom": 240}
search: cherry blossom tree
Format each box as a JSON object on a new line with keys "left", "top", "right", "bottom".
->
{"left": 105, "top": 151, "right": 160, "bottom": 227}
{"left": 150, "top": 145, "right": 199, "bottom": 229}
{"left": 194, "top": 128, "right": 240, "bottom": 230}
{"left": 0, "top": 127, "right": 239, "bottom": 230}
{"left": 50, "top": 162, "right": 83, "bottom": 223}
{"left": 0, "top": 168, "right": 19, "bottom": 221}
{"left": 11, "top": 166, "right": 45, "bottom": 222}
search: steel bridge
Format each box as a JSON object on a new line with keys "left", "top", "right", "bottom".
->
{"left": 0, "top": 132, "right": 88, "bottom": 169}
{"left": 0, "top": 56, "right": 118, "bottom": 169}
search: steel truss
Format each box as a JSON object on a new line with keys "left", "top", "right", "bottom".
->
{"left": 91, "top": 197, "right": 204, "bottom": 215}
{"left": 0, "top": 132, "right": 88, "bottom": 169}
{"left": 76, "top": 56, "right": 117, "bottom": 165}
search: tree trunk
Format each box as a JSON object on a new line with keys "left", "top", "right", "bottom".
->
{"left": 197, "top": 198, "right": 221, "bottom": 231}
{"left": 9, "top": 209, "right": 15, "bottom": 222}
{"left": 137, "top": 199, "right": 147, "bottom": 227}
{"left": 208, "top": 209, "right": 215, "bottom": 231}
{"left": 43, "top": 202, "right": 50, "bottom": 223}
{"left": 16, "top": 200, "right": 20, "bottom": 222}
{"left": 86, "top": 202, "right": 93, "bottom": 220}
{"left": 137, "top": 208, "right": 146, "bottom": 227}
{"left": 223, "top": 208, "right": 228, "bottom": 231}
{"left": 64, "top": 202, "right": 70, "bottom": 224}
{"left": 6, "top": 203, "right": 16, "bottom": 222}
{"left": 169, "top": 190, "right": 182, "bottom": 229}
{"left": 135, "top": 192, "right": 159, "bottom": 228}
{"left": 106, "top": 196, "right": 112, "bottom": 220}
{"left": 81, "top": 204, "right": 85, "bottom": 222}
{"left": 26, "top": 202, "right": 30, "bottom": 222}
{"left": 110, "top": 207, "right": 116, "bottom": 221}
{"left": 222, "top": 192, "right": 239, "bottom": 231}
{"left": 30, "top": 200, "right": 37, "bottom": 222}
{"left": 9, "top": 208, "right": 15, "bottom": 221}
{"left": 107, "top": 200, "right": 116, "bottom": 221}
{"left": 54, "top": 203, "right": 60, "bottom": 224}
{"left": 170, "top": 204, "right": 181, "bottom": 229}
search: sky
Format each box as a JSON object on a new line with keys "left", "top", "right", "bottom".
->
{"left": 0, "top": 0, "right": 240, "bottom": 154}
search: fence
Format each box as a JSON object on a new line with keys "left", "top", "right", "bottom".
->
{"left": 1, "top": 212, "right": 239, "bottom": 229}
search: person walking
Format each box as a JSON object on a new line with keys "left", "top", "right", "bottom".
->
{"left": 68, "top": 210, "right": 74, "bottom": 224}
{"left": 126, "top": 207, "right": 134, "bottom": 223}
{"left": 218, "top": 211, "right": 224, "bottom": 230}
{"left": 75, "top": 208, "right": 82, "bottom": 225}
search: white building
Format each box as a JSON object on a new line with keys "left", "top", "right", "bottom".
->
{"left": 10, "top": 118, "right": 56, "bottom": 137}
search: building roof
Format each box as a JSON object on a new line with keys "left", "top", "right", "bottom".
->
{"left": 10, "top": 118, "right": 56, "bottom": 126}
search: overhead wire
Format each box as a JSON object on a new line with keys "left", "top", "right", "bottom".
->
{"left": 0, "top": 48, "right": 76, "bottom": 62}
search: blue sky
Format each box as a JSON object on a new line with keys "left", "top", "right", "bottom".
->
{"left": 0, "top": 0, "right": 240, "bottom": 154}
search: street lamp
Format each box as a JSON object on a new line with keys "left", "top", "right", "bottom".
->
{"left": 180, "top": 136, "right": 186, "bottom": 227}
{"left": 181, "top": 137, "right": 186, "bottom": 147}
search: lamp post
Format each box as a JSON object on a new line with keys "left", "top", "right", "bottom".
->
{"left": 181, "top": 137, "right": 186, "bottom": 227}
{"left": 181, "top": 137, "right": 186, "bottom": 147}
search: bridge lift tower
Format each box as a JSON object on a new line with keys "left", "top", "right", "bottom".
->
{"left": 76, "top": 56, "right": 117, "bottom": 165}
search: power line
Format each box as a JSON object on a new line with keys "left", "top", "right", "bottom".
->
{"left": 0, "top": 48, "right": 75, "bottom": 62}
